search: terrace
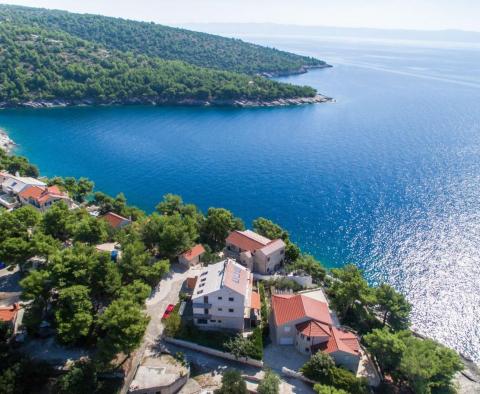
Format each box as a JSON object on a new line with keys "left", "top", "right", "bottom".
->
{"left": 0, "top": 193, "right": 19, "bottom": 209}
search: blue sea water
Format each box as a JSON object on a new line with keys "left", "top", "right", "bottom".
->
{"left": 1, "top": 36, "right": 480, "bottom": 362}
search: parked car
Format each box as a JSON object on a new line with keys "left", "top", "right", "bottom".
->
{"left": 162, "top": 304, "right": 175, "bottom": 319}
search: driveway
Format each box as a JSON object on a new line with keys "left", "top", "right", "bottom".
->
{"left": 0, "top": 266, "right": 22, "bottom": 307}
{"left": 121, "top": 263, "right": 199, "bottom": 393}
{"left": 264, "top": 344, "right": 309, "bottom": 373}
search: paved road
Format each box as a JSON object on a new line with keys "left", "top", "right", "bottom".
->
{"left": 121, "top": 264, "right": 314, "bottom": 394}
{"left": 120, "top": 264, "right": 198, "bottom": 394}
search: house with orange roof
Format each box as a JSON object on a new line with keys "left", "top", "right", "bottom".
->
{"left": 0, "top": 303, "right": 21, "bottom": 335}
{"left": 225, "top": 230, "right": 286, "bottom": 274}
{"left": 18, "top": 184, "right": 74, "bottom": 212}
{"left": 178, "top": 244, "right": 205, "bottom": 266}
{"left": 270, "top": 293, "right": 361, "bottom": 372}
{"left": 101, "top": 212, "right": 131, "bottom": 229}
{"left": 191, "top": 259, "right": 260, "bottom": 331}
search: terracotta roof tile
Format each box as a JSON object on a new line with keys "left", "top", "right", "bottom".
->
{"left": 271, "top": 294, "right": 333, "bottom": 326}
{"left": 296, "top": 320, "right": 331, "bottom": 337}
{"left": 313, "top": 327, "right": 360, "bottom": 356}
{"left": 0, "top": 304, "right": 19, "bottom": 322}
{"left": 102, "top": 212, "right": 130, "bottom": 228}
{"left": 250, "top": 291, "right": 261, "bottom": 310}
{"left": 181, "top": 244, "right": 205, "bottom": 261}
{"left": 226, "top": 230, "right": 269, "bottom": 252}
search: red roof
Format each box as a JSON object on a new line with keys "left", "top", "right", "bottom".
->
{"left": 19, "top": 185, "right": 67, "bottom": 204}
{"left": 250, "top": 291, "right": 261, "bottom": 310}
{"left": 271, "top": 294, "right": 333, "bottom": 326}
{"left": 0, "top": 304, "right": 19, "bottom": 323}
{"left": 313, "top": 327, "right": 360, "bottom": 356}
{"left": 296, "top": 320, "right": 331, "bottom": 337}
{"left": 102, "top": 212, "right": 130, "bottom": 228}
{"left": 226, "top": 230, "right": 266, "bottom": 252}
{"left": 181, "top": 244, "right": 205, "bottom": 261}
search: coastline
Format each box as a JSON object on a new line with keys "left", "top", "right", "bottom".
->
{"left": 0, "top": 128, "right": 16, "bottom": 154}
{"left": 259, "top": 63, "right": 333, "bottom": 78}
{"left": 0, "top": 94, "right": 332, "bottom": 110}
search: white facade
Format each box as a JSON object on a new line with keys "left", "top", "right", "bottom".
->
{"left": 191, "top": 259, "right": 256, "bottom": 331}
{"left": 0, "top": 174, "right": 45, "bottom": 195}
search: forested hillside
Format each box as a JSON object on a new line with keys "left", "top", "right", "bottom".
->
{"left": 0, "top": 5, "right": 327, "bottom": 75}
{"left": 0, "top": 23, "right": 317, "bottom": 107}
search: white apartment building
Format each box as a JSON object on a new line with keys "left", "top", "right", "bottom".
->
{"left": 191, "top": 259, "right": 260, "bottom": 331}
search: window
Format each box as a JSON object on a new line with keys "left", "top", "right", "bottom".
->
{"left": 228, "top": 308, "right": 234, "bottom": 313}
{"left": 197, "top": 319, "right": 207, "bottom": 324}
{"left": 210, "top": 320, "right": 216, "bottom": 323}
{"left": 197, "top": 290, "right": 203, "bottom": 295}
{"left": 305, "top": 348, "right": 309, "bottom": 352}
{"left": 201, "top": 277, "right": 206, "bottom": 282}
{"left": 204, "top": 296, "right": 209, "bottom": 303}
{"left": 218, "top": 296, "right": 223, "bottom": 300}
{"left": 307, "top": 337, "right": 311, "bottom": 341}
{"left": 228, "top": 297, "right": 234, "bottom": 302}
{"left": 267, "top": 257, "right": 271, "bottom": 261}
{"left": 199, "top": 283, "right": 205, "bottom": 288}
{"left": 204, "top": 308, "right": 209, "bottom": 314}
{"left": 280, "top": 249, "right": 284, "bottom": 255}
{"left": 218, "top": 308, "right": 223, "bottom": 311}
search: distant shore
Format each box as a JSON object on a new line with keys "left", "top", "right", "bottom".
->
{"left": 259, "top": 63, "right": 333, "bottom": 78}
{"left": 0, "top": 129, "right": 16, "bottom": 154}
{"left": 0, "top": 94, "right": 332, "bottom": 110}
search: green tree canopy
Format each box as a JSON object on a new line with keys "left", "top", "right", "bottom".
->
{"left": 214, "top": 370, "right": 248, "bottom": 394}
{"left": 56, "top": 359, "right": 98, "bottom": 394}
{"left": 289, "top": 254, "right": 326, "bottom": 283}
{"left": 253, "top": 217, "right": 288, "bottom": 240}
{"left": 329, "top": 264, "right": 374, "bottom": 319}
{"left": 201, "top": 207, "right": 244, "bottom": 251}
{"left": 313, "top": 384, "right": 348, "bottom": 394}
{"left": 118, "top": 280, "right": 151, "bottom": 305}
{"left": 375, "top": 283, "right": 411, "bottom": 331}
{"left": 300, "top": 352, "right": 335, "bottom": 381}
{"left": 363, "top": 328, "right": 406, "bottom": 374}
{"left": 98, "top": 299, "right": 149, "bottom": 361}
{"left": 394, "top": 333, "right": 463, "bottom": 393}
{"left": 257, "top": 370, "right": 280, "bottom": 394}
{"left": 141, "top": 212, "right": 198, "bottom": 258}
{"left": 73, "top": 214, "right": 109, "bottom": 244}
{"left": 118, "top": 241, "right": 170, "bottom": 286}
{"left": 55, "top": 285, "right": 94, "bottom": 344}
{"left": 42, "top": 201, "right": 75, "bottom": 241}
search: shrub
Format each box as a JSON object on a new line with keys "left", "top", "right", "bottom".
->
{"left": 224, "top": 326, "right": 263, "bottom": 361}
{"left": 301, "top": 352, "right": 368, "bottom": 394}
{"left": 258, "top": 369, "right": 280, "bottom": 394}
{"left": 215, "top": 369, "right": 248, "bottom": 394}
{"left": 313, "top": 384, "right": 348, "bottom": 394}
{"left": 164, "top": 312, "right": 181, "bottom": 337}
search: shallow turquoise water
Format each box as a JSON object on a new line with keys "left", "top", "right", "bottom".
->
{"left": 1, "top": 37, "right": 480, "bottom": 361}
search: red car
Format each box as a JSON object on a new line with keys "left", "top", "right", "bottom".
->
{"left": 162, "top": 304, "right": 175, "bottom": 319}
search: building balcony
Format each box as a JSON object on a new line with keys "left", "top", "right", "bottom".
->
{"left": 193, "top": 313, "right": 212, "bottom": 319}
{"left": 192, "top": 303, "right": 212, "bottom": 309}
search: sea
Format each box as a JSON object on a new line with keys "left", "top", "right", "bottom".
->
{"left": 1, "top": 35, "right": 479, "bottom": 362}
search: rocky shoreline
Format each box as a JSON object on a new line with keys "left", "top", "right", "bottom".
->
{"left": 0, "top": 94, "right": 333, "bottom": 110}
{"left": 0, "top": 129, "right": 16, "bottom": 154}
{"left": 259, "top": 63, "right": 333, "bottom": 78}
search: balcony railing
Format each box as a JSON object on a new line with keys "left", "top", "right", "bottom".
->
{"left": 193, "top": 313, "right": 212, "bottom": 319}
{"left": 192, "top": 303, "right": 212, "bottom": 309}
